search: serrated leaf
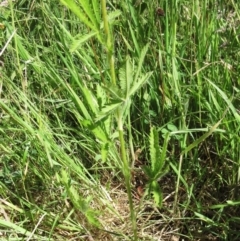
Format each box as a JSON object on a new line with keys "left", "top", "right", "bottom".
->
{"left": 128, "top": 71, "right": 153, "bottom": 98}
{"left": 103, "top": 83, "right": 124, "bottom": 101}
{"left": 154, "top": 165, "right": 169, "bottom": 181}
{"left": 119, "top": 56, "right": 134, "bottom": 97}
{"left": 60, "top": 170, "right": 99, "bottom": 227}
{"left": 142, "top": 165, "right": 152, "bottom": 177}
{"left": 96, "top": 85, "right": 112, "bottom": 135}
{"left": 149, "top": 128, "right": 169, "bottom": 180}
{"left": 101, "top": 142, "right": 109, "bottom": 163}
{"left": 119, "top": 66, "right": 126, "bottom": 92}
{"left": 90, "top": 124, "right": 109, "bottom": 143}
{"left": 70, "top": 31, "right": 98, "bottom": 52}
{"left": 121, "top": 98, "right": 132, "bottom": 122}
{"left": 158, "top": 132, "right": 170, "bottom": 174}
{"left": 81, "top": 85, "right": 99, "bottom": 115}
{"left": 95, "top": 100, "right": 122, "bottom": 122}
{"left": 85, "top": 209, "right": 100, "bottom": 227}
{"left": 60, "top": 0, "right": 97, "bottom": 31}
{"left": 78, "top": 0, "right": 99, "bottom": 30}
{"left": 120, "top": 34, "right": 134, "bottom": 52}
{"left": 125, "top": 55, "right": 133, "bottom": 97}
{"left": 134, "top": 43, "right": 150, "bottom": 82}
{"left": 92, "top": 0, "right": 101, "bottom": 24}
{"left": 107, "top": 10, "right": 122, "bottom": 24}
{"left": 96, "top": 84, "right": 107, "bottom": 108}
{"left": 150, "top": 181, "right": 163, "bottom": 207}
{"left": 149, "top": 126, "right": 161, "bottom": 174}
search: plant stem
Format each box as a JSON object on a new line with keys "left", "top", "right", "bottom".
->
{"left": 101, "top": 1, "right": 137, "bottom": 239}
{"left": 118, "top": 116, "right": 137, "bottom": 240}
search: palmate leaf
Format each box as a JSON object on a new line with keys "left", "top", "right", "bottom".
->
{"left": 128, "top": 71, "right": 153, "bottom": 98}
{"left": 60, "top": 0, "right": 98, "bottom": 31}
{"left": 127, "top": 44, "right": 153, "bottom": 99}
{"left": 78, "top": 0, "right": 100, "bottom": 30}
{"left": 70, "top": 9, "right": 122, "bottom": 50}
{"left": 95, "top": 100, "right": 123, "bottom": 123}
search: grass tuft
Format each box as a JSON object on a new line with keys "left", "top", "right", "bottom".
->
{"left": 1, "top": 0, "right": 240, "bottom": 240}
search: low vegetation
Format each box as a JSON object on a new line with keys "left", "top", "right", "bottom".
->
{"left": 0, "top": 0, "right": 240, "bottom": 240}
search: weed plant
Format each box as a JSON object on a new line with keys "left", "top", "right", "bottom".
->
{"left": 0, "top": 0, "right": 240, "bottom": 240}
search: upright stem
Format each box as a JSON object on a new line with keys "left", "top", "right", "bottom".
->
{"left": 101, "top": 1, "right": 137, "bottom": 239}
{"left": 118, "top": 116, "right": 137, "bottom": 240}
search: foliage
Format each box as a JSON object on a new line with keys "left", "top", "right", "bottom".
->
{"left": 0, "top": 0, "right": 240, "bottom": 240}
{"left": 143, "top": 126, "right": 169, "bottom": 207}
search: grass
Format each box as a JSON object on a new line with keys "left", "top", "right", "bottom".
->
{"left": 0, "top": 0, "right": 240, "bottom": 240}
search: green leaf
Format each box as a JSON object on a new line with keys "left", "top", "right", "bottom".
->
{"left": 128, "top": 21, "right": 140, "bottom": 56}
{"left": 134, "top": 43, "right": 150, "bottom": 82}
{"left": 90, "top": 123, "right": 110, "bottom": 144}
{"left": 119, "top": 56, "right": 133, "bottom": 98}
{"left": 142, "top": 165, "right": 152, "bottom": 178}
{"left": 60, "top": 170, "right": 99, "bottom": 227}
{"left": 150, "top": 181, "right": 163, "bottom": 207}
{"left": 92, "top": 0, "right": 101, "bottom": 24}
{"left": 101, "top": 142, "right": 109, "bottom": 163}
{"left": 0, "top": 220, "right": 40, "bottom": 239}
{"left": 119, "top": 65, "right": 127, "bottom": 92}
{"left": 210, "top": 200, "right": 240, "bottom": 209}
{"left": 85, "top": 209, "right": 100, "bottom": 227}
{"left": 103, "top": 83, "right": 125, "bottom": 101}
{"left": 125, "top": 55, "right": 133, "bottom": 97}
{"left": 167, "top": 123, "right": 178, "bottom": 132}
{"left": 60, "top": 0, "right": 97, "bottom": 31}
{"left": 149, "top": 126, "right": 161, "bottom": 174}
{"left": 97, "top": 84, "right": 107, "bottom": 108}
{"left": 95, "top": 100, "right": 123, "bottom": 122}
{"left": 206, "top": 78, "right": 240, "bottom": 122}
{"left": 78, "top": 0, "right": 100, "bottom": 30}
{"left": 107, "top": 10, "right": 122, "bottom": 23}
{"left": 194, "top": 212, "right": 214, "bottom": 224}
{"left": 158, "top": 132, "right": 170, "bottom": 174}
{"left": 96, "top": 85, "right": 112, "bottom": 135}
{"left": 149, "top": 127, "right": 169, "bottom": 180}
{"left": 70, "top": 31, "right": 98, "bottom": 52}
{"left": 128, "top": 71, "right": 153, "bottom": 98}
{"left": 181, "top": 119, "right": 224, "bottom": 155}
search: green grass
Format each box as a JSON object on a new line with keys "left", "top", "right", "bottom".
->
{"left": 1, "top": 0, "right": 240, "bottom": 240}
